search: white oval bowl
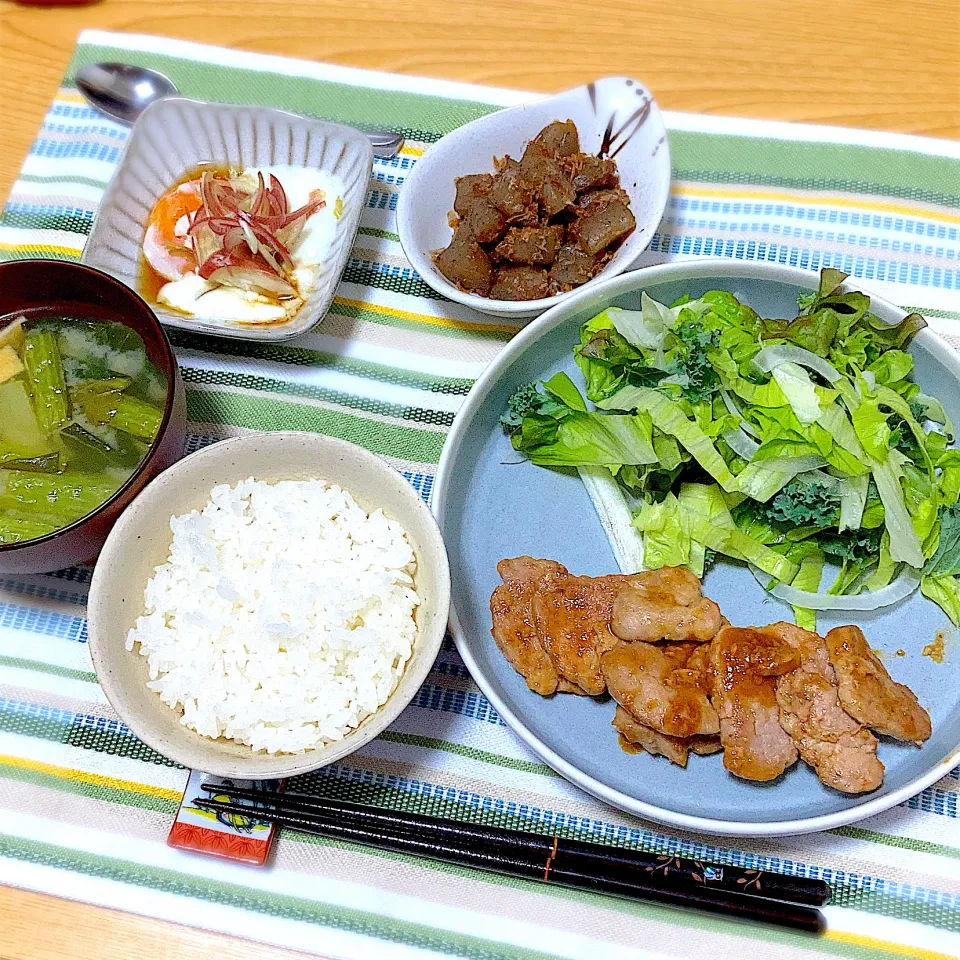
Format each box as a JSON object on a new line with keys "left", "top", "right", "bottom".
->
{"left": 88, "top": 432, "right": 450, "bottom": 779}
{"left": 398, "top": 77, "right": 670, "bottom": 320}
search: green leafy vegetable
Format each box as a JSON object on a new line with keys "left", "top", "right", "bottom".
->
{"left": 923, "top": 502, "right": 960, "bottom": 577}
{"left": 769, "top": 476, "right": 840, "bottom": 526}
{"left": 920, "top": 574, "right": 960, "bottom": 626}
{"left": 503, "top": 269, "right": 950, "bottom": 620}
{"left": 600, "top": 385, "right": 739, "bottom": 492}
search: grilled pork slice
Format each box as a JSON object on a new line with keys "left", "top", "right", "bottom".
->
{"left": 532, "top": 573, "right": 629, "bottom": 695}
{"left": 825, "top": 626, "right": 932, "bottom": 744}
{"left": 613, "top": 705, "right": 690, "bottom": 766}
{"left": 602, "top": 641, "right": 720, "bottom": 738}
{"left": 490, "top": 557, "right": 569, "bottom": 695}
{"left": 773, "top": 622, "right": 884, "bottom": 795}
{"left": 709, "top": 625, "right": 800, "bottom": 782}
{"left": 612, "top": 566, "right": 722, "bottom": 643}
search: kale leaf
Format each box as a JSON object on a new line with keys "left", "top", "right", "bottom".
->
{"left": 819, "top": 527, "right": 883, "bottom": 562}
{"left": 666, "top": 317, "right": 722, "bottom": 402}
{"left": 768, "top": 477, "right": 840, "bottom": 527}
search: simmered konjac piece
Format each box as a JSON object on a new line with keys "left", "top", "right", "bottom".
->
{"left": 488, "top": 558, "right": 933, "bottom": 794}
{"left": 435, "top": 121, "right": 636, "bottom": 300}
{"left": 0, "top": 315, "right": 165, "bottom": 544}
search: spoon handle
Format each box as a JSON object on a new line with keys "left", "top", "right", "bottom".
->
{"left": 366, "top": 130, "right": 406, "bottom": 158}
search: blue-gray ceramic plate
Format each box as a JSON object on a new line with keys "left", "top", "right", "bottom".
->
{"left": 433, "top": 260, "right": 960, "bottom": 837}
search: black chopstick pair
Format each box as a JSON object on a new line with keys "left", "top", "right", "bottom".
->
{"left": 194, "top": 785, "right": 829, "bottom": 934}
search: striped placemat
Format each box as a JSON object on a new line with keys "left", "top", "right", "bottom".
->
{"left": 1, "top": 29, "right": 959, "bottom": 960}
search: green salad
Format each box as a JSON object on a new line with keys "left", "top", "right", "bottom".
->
{"left": 501, "top": 268, "right": 960, "bottom": 629}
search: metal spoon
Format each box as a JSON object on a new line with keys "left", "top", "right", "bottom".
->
{"left": 76, "top": 62, "right": 405, "bottom": 157}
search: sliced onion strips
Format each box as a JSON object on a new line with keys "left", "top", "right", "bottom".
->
{"left": 749, "top": 563, "right": 920, "bottom": 611}
{"left": 723, "top": 428, "right": 759, "bottom": 461}
{"left": 720, "top": 389, "right": 760, "bottom": 438}
{"left": 753, "top": 345, "right": 842, "bottom": 383}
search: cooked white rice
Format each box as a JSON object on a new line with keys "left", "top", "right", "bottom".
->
{"left": 126, "top": 477, "right": 419, "bottom": 754}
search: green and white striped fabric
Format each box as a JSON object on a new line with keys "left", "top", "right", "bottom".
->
{"left": 2, "top": 29, "right": 959, "bottom": 960}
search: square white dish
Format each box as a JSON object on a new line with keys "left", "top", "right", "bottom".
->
{"left": 82, "top": 98, "right": 373, "bottom": 341}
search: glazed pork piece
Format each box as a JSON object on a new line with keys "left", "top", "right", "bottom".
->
{"left": 825, "top": 626, "right": 932, "bottom": 744}
{"left": 532, "top": 573, "right": 629, "bottom": 695}
{"left": 489, "top": 557, "right": 575, "bottom": 696}
{"left": 709, "top": 625, "right": 800, "bottom": 782}
{"left": 772, "top": 622, "right": 885, "bottom": 795}
{"left": 435, "top": 120, "right": 636, "bottom": 299}
{"left": 601, "top": 641, "right": 720, "bottom": 738}
{"left": 613, "top": 705, "right": 690, "bottom": 766}
{"left": 612, "top": 566, "right": 722, "bottom": 643}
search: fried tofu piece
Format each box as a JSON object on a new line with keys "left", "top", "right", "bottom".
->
{"left": 493, "top": 225, "right": 564, "bottom": 265}
{"left": 611, "top": 567, "right": 722, "bottom": 643}
{"left": 534, "top": 120, "right": 580, "bottom": 158}
{"left": 488, "top": 159, "right": 538, "bottom": 224}
{"left": 710, "top": 625, "right": 800, "bottom": 782}
{"left": 434, "top": 226, "right": 493, "bottom": 295}
{"left": 0, "top": 345, "right": 25, "bottom": 384}
{"left": 613, "top": 706, "right": 690, "bottom": 766}
{"left": 453, "top": 173, "right": 494, "bottom": 217}
{"left": 576, "top": 199, "right": 636, "bottom": 255}
{"left": 490, "top": 557, "right": 569, "bottom": 695}
{"left": 773, "top": 622, "right": 885, "bottom": 795}
{"left": 825, "top": 626, "right": 932, "bottom": 744}
{"left": 601, "top": 641, "right": 720, "bottom": 737}
{"left": 489, "top": 265, "right": 550, "bottom": 301}
{"left": 532, "top": 573, "right": 629, "bottom": 695}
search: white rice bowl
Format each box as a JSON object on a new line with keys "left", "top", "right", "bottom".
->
{"left": 126, "top": 477, "right": 420, "bottom": 754}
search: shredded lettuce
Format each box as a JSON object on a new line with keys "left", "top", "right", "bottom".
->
{"left": 770, "top": 361, "right": 823, "bottom": 425}
{"left": 871, "top": 453, "right": 925, "bottom": 568}
{"left": 599, "top": 385, "right": 739, "bottom": 492}
{"left": 502, "top": 269, "right": 951, "bottom": 617}
{"left": 578, "top": 465, "right": 646, "bottom": 574}
{"left": 674, "top": 482, "right": 800, "bottom": 582}
{"left": 788, "top": 542, "right": 825, "bottom": 630}
{"left": 920, "top": 574, "right": 960, "bottom": 626}
{"left": 838, "top": 473, "right": 870, "bottom": 532}
{"left": 632, "top": 493, "right": 691, "bottom": 570}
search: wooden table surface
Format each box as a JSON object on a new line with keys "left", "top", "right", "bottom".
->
{"left": 0, "top": 0, "right": 957, "bottom": 957}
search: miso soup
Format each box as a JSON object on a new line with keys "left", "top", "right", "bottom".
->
{"left": 0, "top": 314, "right": 167, "bottom": 544}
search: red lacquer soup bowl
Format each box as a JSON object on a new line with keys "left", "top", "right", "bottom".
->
{"left": 0, "top": 260, "right": 186, "bottom": 574}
